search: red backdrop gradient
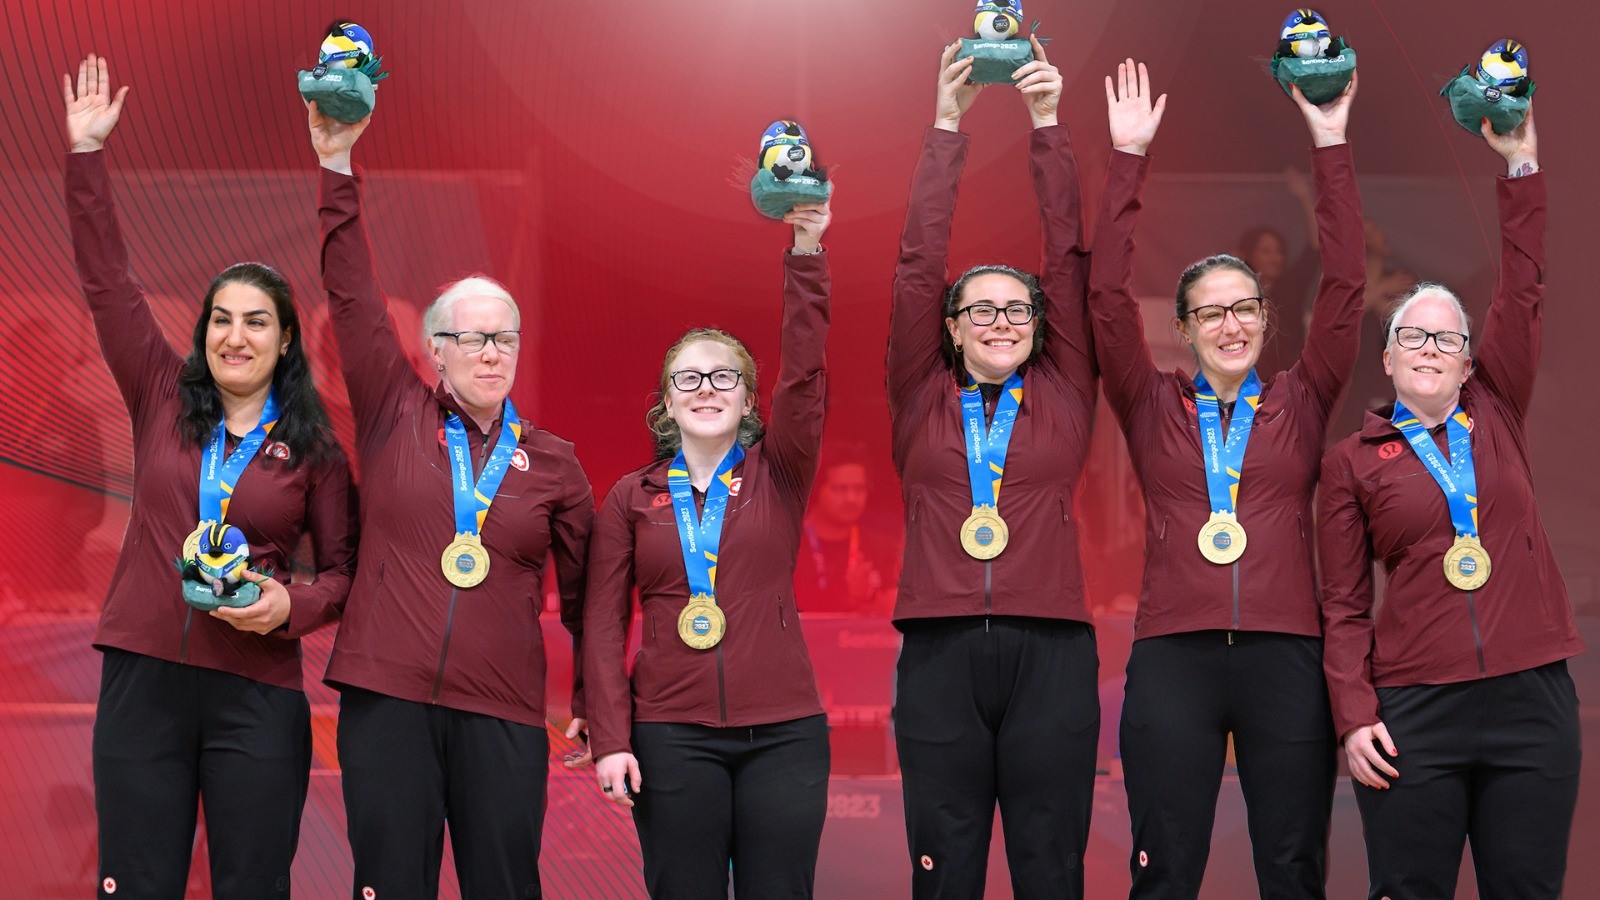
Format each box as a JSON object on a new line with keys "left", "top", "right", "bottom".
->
{"left": 1, "top": 1, "right": 1596, "bottom": 897}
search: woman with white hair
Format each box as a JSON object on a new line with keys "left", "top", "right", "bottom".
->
{"left": 306, "top": 103, "right": 594, "bottom": 898}
{"left": 1319, "top": 108, "right": 1583, "bottom": 897}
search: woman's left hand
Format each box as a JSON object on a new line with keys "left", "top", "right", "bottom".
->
{"left": 785, "top": 202, "right": 831, "bottom": 253}
{"left": 563, "top": 718, "right": 593, "bottom": 767}
{"left": 210, "top": 569, "right": 292, "bottom": 634}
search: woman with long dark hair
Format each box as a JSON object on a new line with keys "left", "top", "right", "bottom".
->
{"left": 583, "top": 201, "right": 833, "bottom": 897}
{"left": 1090, "top": 62, "right": 1362, "bottom": 898}
{"left": 308, "top": 95, "right": 594, "bottom": 898}
{"left": 887, "top": 37, "right": 1101, "bottom": 900}
{"left": 63, "top": 55, "right": 356, "bottom": 898}
{"left": 1320, "top": 109, "right": 1583, "bottom": 898}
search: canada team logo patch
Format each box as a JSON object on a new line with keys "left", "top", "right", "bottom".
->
{"left": 1378, "top": 441, "right": 1402, "bottom": 460}
{"left": 362, "top": 887, "right": 377, "bottom": 900}
{"left": 728, "top": 477, "right": 743, "bottom": 497}
{"left": 919, "top": 854, "right": 934, "bottom": 871}
{"left": 511, "top": 448, "right": 529, "bottom": 471}
{"left": 264, "top": 441, "right": 291, "bottom": 460}
{"left": 102, "top": 877, "right": 117, "bottom": 894}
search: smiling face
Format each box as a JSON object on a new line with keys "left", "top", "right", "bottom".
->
{"left": 205, "top": 282, "right": 289, "bottom": 398}
{"left": 664, "top": 339, "right": 753, "bottom": 445}
{"left": 1384, "top": 293, "right": 1471, "bottom": 408}
{"left": 945, "top": 273, "right": 1036, "bottom": 383}
{"left": 1176, "top": 268, "right": 1267, "bottom": 386}
{"left": 428, "top": 293, "right": 519, "bottom": 420}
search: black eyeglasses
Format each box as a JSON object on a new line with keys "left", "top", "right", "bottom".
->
{"left": 433, "top": 330, "right": 521, "bottom": 353}
{"left": 953, "top": 303, "right": 1037, "bottom": 326}
{"left": 670, "top": 368, "right": 743, "bottom": 392}
{"left": 1392, "top": 326, "right": 1468, "bottom": 355}
{"left": 1184, "top": 297, "right": 1264, "bottom": 328}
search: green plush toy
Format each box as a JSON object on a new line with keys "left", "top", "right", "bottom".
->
{"left": 298, "top": 21, "right": 390, "bottom": 124}
{"left": 1442, "top": 39, "right": 1534, "bottom": 135}
{"left": 750, "top": 120, "right": 833, "bottom": 220}
{"left": 1270, "top": 8, "right": 1356, "bottom": 105}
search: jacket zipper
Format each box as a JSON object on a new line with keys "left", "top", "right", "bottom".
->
{"left": 1466, "top": 592, "right": 1487, "bottom": 676}
{"left": 432, "top": 428, "right": 494, "bottom": 703}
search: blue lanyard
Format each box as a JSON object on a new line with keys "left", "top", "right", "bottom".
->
{"left": 960, "top": 372, "right": 1023, "bottom": 510}
{"left": 668, "top": 444, "right": 746, "bottom": 599}
{"left": 199, "top": 390, "right": 279, "bottom": 524}
{"left": 1192, "top": 370, "right": 1262, "bottom": 515}
{"left": 444, "top": 399, "right": 523, "bottom": 537}
{"left": 1392, "top": 401, "right": 1479, "bottom": 539}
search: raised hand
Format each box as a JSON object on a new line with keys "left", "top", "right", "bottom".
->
{"left": 1013, "top": 36, "right": 1061, "bottom": 128}
{"left": 1105, "top": 59, "right": 1166, "bottom": 156}
{"left": 307, "top": 100, "right": 371, "bottom": 175}
{"left": 785, "top": 202, "right": 831, "bottom": 253}
{"left": 63, "top": 54, "right": 129, "bottom": 153}
{"left": 1481, "top": 104, "right": 1538, "bottom": 177}
{"left": 934, "top": 42, "right": 984, "bottom": 132}
{"left": 1290, "top": 70, "right": 1357, "bottom": 148}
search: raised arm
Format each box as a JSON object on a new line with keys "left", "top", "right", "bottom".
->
{"left": 62, "top": 55, "right": 180, "bottom": 424}
{"left": 887, "top": 45, "right": 981, "bottom": 410}
{"left": 763, "top": 204, "right": 833, "bottom": 502}
{"left": 1019, "top": 39, "right": 1094, "bottom": 400}
{"left": 1469, "top": 108, "right": 1544, "bottom": 418}
{"left": 1285, "top": 76, "right": 1366, "bottom": 417}
{"left": 310, "top": 103, "right": 422, "bottom": 447}
{"left": 1088, "top": 60, "right": 1166, "bottom": 423}
{"left": 582, "top": 489, "right": 642, "bottom": 803}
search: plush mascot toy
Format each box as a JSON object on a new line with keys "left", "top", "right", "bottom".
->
{"left": 955, "top": 0, "right": 1038, "bottom": 84}
{"left": 298, "top": 20, "right": 391, "bottom": 123}
{"left": 175, "top": 522, "right": 265, "bottom": 612}
{"left": 1442, "top": 39, "right": 1534, "bottom": 135}
{"left": 750, "top": 120, "right": 833, "bottom": 219}
{"left": 1270, "top": 9, "right": 1356, "bottom": 105}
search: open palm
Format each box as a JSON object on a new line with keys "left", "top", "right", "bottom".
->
{"left": 63, "top": 54, "right": 129, "bottom": 152}
{"left": 1105, "top": 59, "right": 1166, "bottom": 155}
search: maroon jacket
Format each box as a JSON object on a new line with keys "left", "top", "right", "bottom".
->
{"left": 68, "top": 150, "right": 356, "bottom": 691}
{"left": 319, "top": 168, "right": 594, "bottom": 727}
{"left": 1088, "top": 145, "right": 1365, "bottom": 640}
{"left": 887, "top": 126, "right": 1096, "bottom": 624}
{"left": 582, "top": 250, "right": 830, "bottom": 760}
{"left": 1319, "top": 171, "right": 1583, "bottom": 738}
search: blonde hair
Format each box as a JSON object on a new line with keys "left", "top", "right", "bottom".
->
{"left": 1385, "top": 282, "right": 1472, "bottom": 349}
{"left": 646, "top": 329, "right": 764, "bottom": 459}
{"left": 422, "top": 275, "right": 520, "bottom": 351}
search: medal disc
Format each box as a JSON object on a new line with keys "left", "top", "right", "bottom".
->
{"left": 1197, "top": 512, "right": 1247, "bottom": 565}
{"left": 1443, "top": 536, "right": 1491, "bottom": 591}
{"left": 182, "top": 522, "right": 212, "bottom": 562}
{"left": 441, "top": 533, "right": 490, "bottom": 588}
{"left": 678, "top": 593, "right": 726, "bottom": 649}
{"left": 960, "top": 506, "right": 1010, "bottom": 560}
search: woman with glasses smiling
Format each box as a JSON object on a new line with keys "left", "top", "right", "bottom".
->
{"left": 307, "top": 104, "right": 594, "bottom": 897}
{"left": 887, "top": 38, "right": 1101, "bottom": 900}
{"left": 582, "top": 200, "right": 832, "bottom": 897}
{"left": 1090, "top": 61, "right": 1363, "bottom": 897}
{"left": 1319, "top": 110, "right": 1583, "bottom": 897}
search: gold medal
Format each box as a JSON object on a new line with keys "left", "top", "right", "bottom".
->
{"left": 960, "top": 506, "right": 1009, "bottom": 560}
{"left": 678, "top": 593, "right": 726, "bottom": 649}
{"left": 1443, "top": 536, "right": 1491, "bottom": 591}
{"left": 441, "top": 533, "right": 490, "bottom": 588}
{"left": 181, "top": 521, "right": 214, "bottom": 562}
{"left": 1197, "top": 512, "right": 1247, "bottom": 565}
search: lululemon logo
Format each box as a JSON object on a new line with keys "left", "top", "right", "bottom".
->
{"left": 975, "top": 526, "right": 994, "bottom": 545}
{"left": 1213, "top": 532, "right": 1232, "bottom": 550}
{"left": 920, "top": 855, "right": 934, "bottom": 871}
{"left": 102, "top": 878, "right": 117, "bottom": 894}
{"left": 1459, "top": 556, "right": 1478, "bottom": 576}
{"left": 456, "top": 553, "right": 476, "bottom": 573}
{"left": 1378, "top": 441, "right": 1402, "bottom": 460}
{"left": 693, "top": 615, "right": 711, "bottom": 635}
{"left": 652, "top": 493, "right": 671, "bottom": 507}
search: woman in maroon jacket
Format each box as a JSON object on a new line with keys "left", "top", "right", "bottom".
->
{"left": 1091, "top": 62, "right": 1363, "bottom": 898}
{"left": 583, "top": 202, "right": 832, "bottom": 897}
{"left": 1320, "top": 110, "right": 1582, "bottom": 898}
{"left": 307, "top": 105, "right": 594, "bottom": 897}
{"left": 63, "top": 56, "right": 356, "bottom": 898}
{"left": 888, "top": 39, "right": 1099, "bottom": 900}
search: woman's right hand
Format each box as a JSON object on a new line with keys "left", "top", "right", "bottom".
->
{"left": 307, "top": 100, "right": 371, "bottom": 176}
{"left": 1343, "top": 721, "right": 1400, "bottom": 789}
{"left": 934, "top": 42, "right": 983, "bottom": 133}
{"left": 594, "top": 751, "right": 642, "bottom": 808}
{"left": 1105, "top": 59, "right": 1166, "bottom": 156}
{"left": 63, "top": 54, "right": 129, "bottom": 153}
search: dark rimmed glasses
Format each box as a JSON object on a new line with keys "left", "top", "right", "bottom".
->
{"left": 1392, "top": 326, "right": 1468, "bottom": 355}
{"left": 952, "top": 303, "right": 1037, "bottom": 326}
{"left": 670, "top": 368, "right": 743, "bottom": 392}
{"left": 1184, "top": 297, "right": 1264, "bottom": 328}
{"left": 433, "top": 330, "right": 521, "bottom": 353}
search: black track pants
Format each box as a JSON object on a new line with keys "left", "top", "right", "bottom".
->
{"left": 894, "top": 617, "right": 1100, "bottom": 900}
{"left": 94, "top": 648, "right": 311, "bottom": 899}
{"left": 337, "top": 686, "right": 549, "bottom": 900}
{"left": 1120, "top": 631, "right": 1335, "bottom": 899}
{"left": 629, "top": 714, "right": 830, "bottom": 899}
{"left": 1355, "top": 660, "right": 1580, "bottom": 900}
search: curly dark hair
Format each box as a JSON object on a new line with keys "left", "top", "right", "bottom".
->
{"left": 176, "top": 262, "right": 338, "bottom": 466}
{"left": 940, "top": 264, "right": 1048, "bottom": 372}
